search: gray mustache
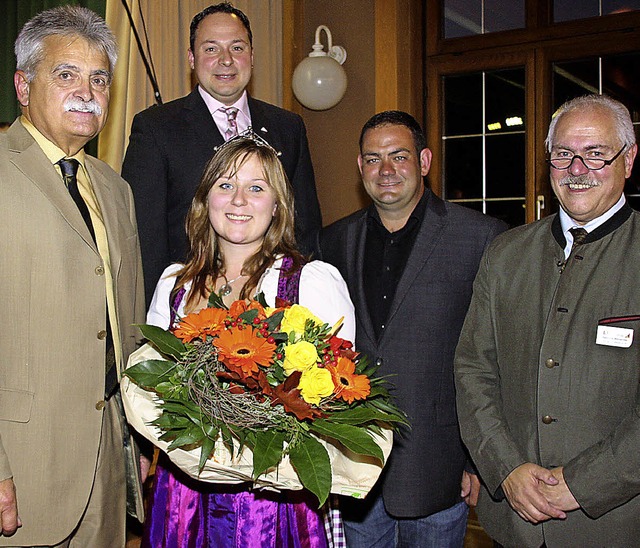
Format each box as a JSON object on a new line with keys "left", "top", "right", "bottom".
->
{"left": 64, "top": 98, "right": 103, "bottom": 116}
{"left": 559, "top": 174, "right": 600, "bottom": 188}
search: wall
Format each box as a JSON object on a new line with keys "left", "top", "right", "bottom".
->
{"left": 299, "top": 0, "right": 376, "bottom": 226}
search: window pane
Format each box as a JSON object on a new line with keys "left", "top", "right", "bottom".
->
{"left": 486, "top": 200, "right": 524, "bottom": 227}
{"left": 486, "top": 134, "right": 525, "bottom": 199}
{"left": 554, "top": 0, "right": 599, "bottom": 22}
{"left": 552, "top": 59, "right": 599, "bottom": 111}
{"left": 443, "top": 137, "right": 483, "bottom": 200}
{"left": 444, "top": 0, "right": 481, "bottom": 38}
{"left": 554, "top": 0, "right": 640, "bottom": 21}
{"left": 486, "top": 69, "right": 525, "bottom": 134}
{"left": 444, "top": 74, "right": 483, "bottom": 136}
{"left": 444, "top": 0, "right": 525, "bottom": 38}
{"left": 485, "top": 0, "right": 525, "bottom": 32}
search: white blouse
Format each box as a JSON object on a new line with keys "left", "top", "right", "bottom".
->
{"left": 146, "top": 257, "right": 356, "bottom": 343}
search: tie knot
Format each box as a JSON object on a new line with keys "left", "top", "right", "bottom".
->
{"left": 223, "top": 107, "right": 238, "bottom": 122}
{"left": 58, "top": 158, "right": 80, "bottom": 180}
{"left": 570, "top": 227, "right": 588, "bottom": 246}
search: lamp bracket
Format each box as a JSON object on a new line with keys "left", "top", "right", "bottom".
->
{"left": 309, "top": 25, "right": 347, "bottom": 65}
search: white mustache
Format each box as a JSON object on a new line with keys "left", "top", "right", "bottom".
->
{"left": 559, "top": 174, "right": 600, "bottom": 188}
{"left": 64, "top": 98, "right": 103, "bottom": 116}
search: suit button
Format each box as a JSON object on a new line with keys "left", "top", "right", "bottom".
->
{"left": 542, "top": 415, "right": 554, "bottom": 424}
{"left": 375, "top": 358, "right": 383, "bottom": 367}
{"left": 97, "top": 330, "right": 107, "bottom": 340}
{"left": 95, "top": 266, "right": 105, "bottom": 276}
{"left": 95, "top": 400, "right": 106, "bottom": 410}
{"left": 545, "top": 358, "right": 557, "bottom": 368}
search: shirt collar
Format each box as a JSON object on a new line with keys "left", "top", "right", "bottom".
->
{"left": 20, "top": 116, "right": 86, "bottom": 168}
{"left": 559, "top": 193, "right": 626, "bottom": 236}
{"left": 198, "top": 86, "right": 251, "bottom": 126}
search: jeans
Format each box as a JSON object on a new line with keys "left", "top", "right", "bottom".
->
{"left": 342, "top": 492, "right": 469, "bottom": 548}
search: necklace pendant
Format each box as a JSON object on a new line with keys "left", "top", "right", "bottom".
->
{"left": 218, "top": 283, "right": 232, "bottom": 297}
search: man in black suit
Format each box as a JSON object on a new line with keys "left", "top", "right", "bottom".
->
{"left": 122, "top": 2, "right": 321, "bottom": 303}
{"left": 315, "top": 111, "right": 507, "bottom": 547}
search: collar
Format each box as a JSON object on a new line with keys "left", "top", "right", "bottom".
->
{"left": 367, "top": 186, "right": 429, "bottom": 232}
{"left": 198, "top": 86, "right": 251, "bottom": 126}
{"left": 20, "top": 116, "right": 86, "bottom": 168}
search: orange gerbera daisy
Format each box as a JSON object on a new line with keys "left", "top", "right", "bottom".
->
{"left": 327, "top": 357, "right": 370, "bottom": 404}
{"left": 173, "top": 307, "right": 228, "bottom": 342}
{"left": 216, "top": 326, "right": 276, "bottom": 377}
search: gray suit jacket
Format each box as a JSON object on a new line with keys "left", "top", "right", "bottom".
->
{"left": 317, "top": 190, "right": 506, "bottom": 517}
{"left": 455, "top": 208, "right": 640, "bottom": 547}
{"left": 0, "top": 120, "right": 145, "bottom": 545}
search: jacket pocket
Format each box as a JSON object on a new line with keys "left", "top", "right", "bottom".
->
{"left": 0, "top": 389, "right": 33, "bottom": 423}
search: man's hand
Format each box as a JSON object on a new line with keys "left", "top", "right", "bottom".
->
{"left": 539, "top": 467, "right": 580, "bottom": 512}
{"left": 502, "top": 463, "right": 566, "bottom": 523}
{"left": 140, "top": 455, "right": 152, "bottom": 484}
{"left": 0, "top": 478, "right": 21, "bottom": 536}
{"left": 461, "top": 470, "right": 480, "bottom": 507}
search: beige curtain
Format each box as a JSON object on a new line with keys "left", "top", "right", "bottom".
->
{"left": 99, "top": 0, "right": 283, "bottom": 171}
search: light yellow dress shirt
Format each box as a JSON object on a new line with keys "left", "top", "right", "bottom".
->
{"left": 20, "top": 116, "right": 122, "bottom": 369}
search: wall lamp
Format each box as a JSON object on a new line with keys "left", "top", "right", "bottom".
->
{"left": 292, "top": 25, "right": 347, "bottom": 111}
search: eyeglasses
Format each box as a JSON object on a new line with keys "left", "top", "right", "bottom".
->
{"left": 546, "top": 146, "right": 626, "bottom": 171}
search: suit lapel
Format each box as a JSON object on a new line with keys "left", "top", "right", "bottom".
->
{"left": 247, "top": 96, "right": 273, "bottom": 144}
{"left": 7, "top": 122, "right": 98, "bottom": 252}
{"left": 348, "top": 211, "right": 378, "bottom": 343}
{"left": 88, "top": 159, "right": 121, "bottom": 278}
{"left": 383, "top": 192, "right": 448, "bottom": 338}
{"left": 184, "top": 88, "right": 224, "bottom": 144}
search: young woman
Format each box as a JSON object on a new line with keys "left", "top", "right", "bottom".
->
{"left": 142, "top": 135, "right": 354, "bottom": 547}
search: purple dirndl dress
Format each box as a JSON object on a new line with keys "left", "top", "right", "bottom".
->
{"left": 142, "top": 259, "right": 334, "bottom": 548}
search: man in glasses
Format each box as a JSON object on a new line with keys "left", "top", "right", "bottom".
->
{"left": 455, "top": 93, "right": 640, "bottom": 547}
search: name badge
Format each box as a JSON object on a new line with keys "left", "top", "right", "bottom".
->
{"left": 596, "top": 325, "right": 634, "bottom": 348}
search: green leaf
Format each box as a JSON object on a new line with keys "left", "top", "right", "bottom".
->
{"left": 125, "top": 359, "right": 176, "bottom": 389}
{"left": 198, "top": 423, "right": 219, "bottom": 472}
{"left": 137, "top": 324, "right": 186, "bottom": 359}
{"left": 265, "top": 310, "right": 284, "bottom": 331}
{"left": 255, "top": 292, "right": 268, "bottom": 307}
{"left": 289, "top": 435, "right": 331, "bottom": 507}
{"left": 207, "top": 292, "right": 228, "bottom": 309}
{"left": 166, "top": 423, "right": 205, "bottom": 451}
{"left": 239, "top": 309, "right": 259, "bottom": 323}
{"left": 329, "top": 407, "right": 395, "bottom": 425}
{"left": 252, "top": 430, "right": 286, "bottom": 479}
{"left": 310, "top": 420, "right": 384, "bottom": 462}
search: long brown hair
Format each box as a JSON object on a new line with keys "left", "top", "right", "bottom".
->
{"left": 173, "top": 138, "right": 304, "bottom": 310}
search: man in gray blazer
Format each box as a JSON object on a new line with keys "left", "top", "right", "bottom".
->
{"left": 122, "top": 2, "right": 321, "bottom": 305}
{"left": 455, "top": 94, "right": 640, "bottom": 547}
{"left": 316, "top": 111, "right": 506, "bottom": 547}
{"left": 0, "top": 6, "right": 145, "bottom": 545}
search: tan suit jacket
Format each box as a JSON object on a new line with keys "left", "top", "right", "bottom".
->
{"left": 0, "top": 120, "right": 145, "bottom": 545}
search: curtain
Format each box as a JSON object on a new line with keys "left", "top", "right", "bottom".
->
{"left": 99, "top": 0, "right": 282, "bottom": 171}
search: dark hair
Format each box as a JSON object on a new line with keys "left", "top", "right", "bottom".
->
{"left": 174, "top": 138, "right": 303, "bottom": 310}
{"left": 15, "top": 5, "right": 117, "bottom": 82}
{"left": 190, "top": 3, "right": 253, "bottom": 51}
{"left": 359, "top": 110, "right": 427, "bottom": 155}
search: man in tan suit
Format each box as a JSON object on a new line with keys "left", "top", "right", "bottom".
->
{"left": 0, "top": 6, "right": 145, "bottom": 546}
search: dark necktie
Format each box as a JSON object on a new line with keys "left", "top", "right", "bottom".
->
{"left": 569, "top": 227, "right": 588, "bottom": 253}
{"left": 58, "top": 158, "right": 96, "bottom": 243}
{"left": 57, "top": 158, "right": 117, "bottom": 397}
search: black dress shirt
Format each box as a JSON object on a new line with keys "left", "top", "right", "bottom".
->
{"left": 363, "top": 190, "right": 428, "bottom": 339}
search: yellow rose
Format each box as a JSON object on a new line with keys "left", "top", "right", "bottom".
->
{"left": 299, "top": 366, "right": 334, "bottom": 405}
{"left": 283, "top": 341, "right": 318, "bottom": 375}
{"left": 280, "top": 305, "right": 322, "bottom": 336}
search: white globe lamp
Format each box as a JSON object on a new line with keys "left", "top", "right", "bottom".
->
{"left": 292, "top": 25, "right": 347, "bottom": 111}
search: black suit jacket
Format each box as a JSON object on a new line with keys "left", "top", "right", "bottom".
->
{"left": 121, "top": 88, "right": 321, "bottom": 303}
{"left": 316, "top": 190, "right": 507, "bottom": 518}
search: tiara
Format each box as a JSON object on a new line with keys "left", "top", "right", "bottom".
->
{"left": 214, "top": 127, "right": 282, "bottom": 157}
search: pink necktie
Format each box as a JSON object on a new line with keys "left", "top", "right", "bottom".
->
{"left": 222, "top": 107, "right": 238, "bottom": 140}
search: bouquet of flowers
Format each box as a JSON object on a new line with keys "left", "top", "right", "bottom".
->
{"left": 123, "top": 293, "right": 406, "bottom": 505}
